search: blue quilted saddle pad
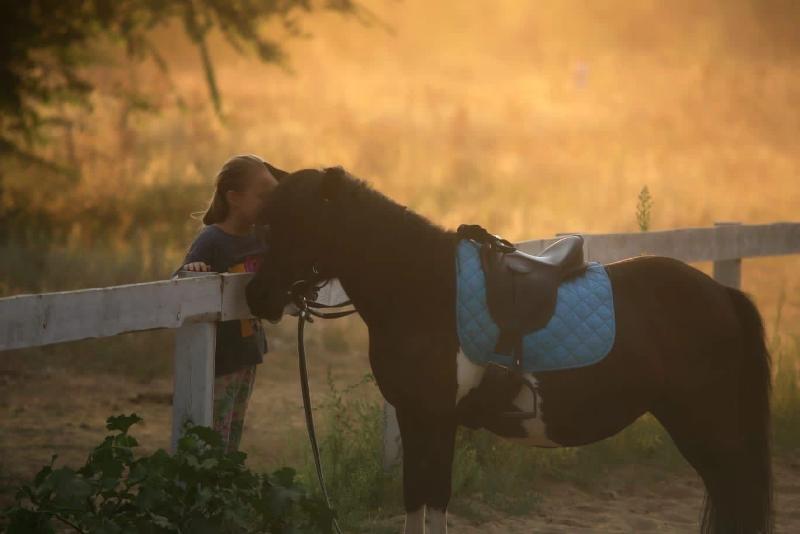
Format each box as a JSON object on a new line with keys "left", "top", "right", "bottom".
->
{"left": 456, "top": 239, "right": 616, "bottom": 372}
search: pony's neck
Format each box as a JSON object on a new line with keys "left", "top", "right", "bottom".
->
{"left": 326, "top": 196, "right": 457, "bottom": 329}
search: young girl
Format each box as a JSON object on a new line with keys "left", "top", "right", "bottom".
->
{"left": 173, "top": 154, "right": 286, "bottom": 452}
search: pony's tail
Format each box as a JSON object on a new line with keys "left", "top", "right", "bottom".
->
{"left": 709, "top": 287, "right": 773, "bottom": 533}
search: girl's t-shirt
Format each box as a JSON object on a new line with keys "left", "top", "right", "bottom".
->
{"left": 173, "top": 224, "right": 269, "bottom": 376}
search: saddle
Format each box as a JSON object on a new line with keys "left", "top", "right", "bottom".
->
{"left": 456, "top": 224, "right": 590, "bottom": 361}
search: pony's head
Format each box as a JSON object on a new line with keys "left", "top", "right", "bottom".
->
{"left": 245, "top": 166, "right": 351, "bottom": 322}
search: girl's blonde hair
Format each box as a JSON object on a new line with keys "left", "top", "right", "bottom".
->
{"left": 196, "top": 154, "right": 269, "bottom": 225}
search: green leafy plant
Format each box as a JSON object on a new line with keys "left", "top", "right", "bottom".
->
{"left": 1, "top": 414, "right": 335, "bottom": 533}
{"left": 636, "top": 185, "right": 654, "bottom": 231}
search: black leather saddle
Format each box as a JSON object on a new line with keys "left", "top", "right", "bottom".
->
{"left": 456, "top": 224, "right": 589, "bottom": 360}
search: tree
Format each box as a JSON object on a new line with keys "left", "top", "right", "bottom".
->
{"left": 0, "top": 0, "right": 365, "bottom": 169}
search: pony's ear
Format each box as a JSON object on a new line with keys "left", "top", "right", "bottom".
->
{"left": 321, "top": 166, "right": 346, "bottom": 202}
{"left": 265, "top": 162, "right": 290, "bottom": 182}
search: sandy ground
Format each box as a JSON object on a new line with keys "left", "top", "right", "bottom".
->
{"left": 445, "top": 458, "right": 800, "bottom": 533}
{"left": 2, "top": 360, "right": 800, "bottom": 533}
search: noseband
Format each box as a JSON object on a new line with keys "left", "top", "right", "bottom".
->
{"left": 288, "top": 264, "right": 356, "bottom": 320}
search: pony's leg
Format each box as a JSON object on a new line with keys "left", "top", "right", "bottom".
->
{"left": 397, "top": 404, "right": 427, "bottom": 534}
{"left": 653, "top": 396, "right": 768, "bottom": 534}
{"left": 427, "top": 508, "right": 447, "bottom": 533}
{"left": 395, "top": 406, "right": 457, "bottom": 534}
{"left": 424, "top": 418, "right": 456, "bottom": 534}
{"left": 652, "top": 289, "right": 773, "bottom": 534}
{"left": 654, "top": 406, "right": 737, "bottom": 533}
{"left": 403, "top": 508, "right": 425, "bottom": 534}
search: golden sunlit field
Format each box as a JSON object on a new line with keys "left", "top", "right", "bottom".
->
{"left": 2, "top": 1, "right": 799, "bottom": 532}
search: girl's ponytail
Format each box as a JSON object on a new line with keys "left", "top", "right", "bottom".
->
{"left": 202, "top": 190, "right": 228, "bottom": 225}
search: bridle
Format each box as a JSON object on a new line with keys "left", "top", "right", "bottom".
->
{"left": 286, "top": 263, "right": 357, "bottom": 534}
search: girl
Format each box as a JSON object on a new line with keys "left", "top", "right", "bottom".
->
{"left": 173, "top": 154, "right": 287, "bottom": 452}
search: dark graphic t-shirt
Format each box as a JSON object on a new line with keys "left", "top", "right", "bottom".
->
{"left": 173, "top": 224, "right": 269, "bottom": 376}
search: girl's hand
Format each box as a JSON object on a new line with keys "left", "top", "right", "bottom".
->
{"left": 183, "top": 261, "right": 211, "bottom": 272}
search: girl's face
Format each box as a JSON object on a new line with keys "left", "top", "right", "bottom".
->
{"left": 228, "top": 168, "right": 279, "bottom": 224}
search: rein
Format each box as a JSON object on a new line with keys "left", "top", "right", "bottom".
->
{"left": 289, "top": 277, "right": 357, "bottom": 534}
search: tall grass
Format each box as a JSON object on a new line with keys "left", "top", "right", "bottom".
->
{"left": 296, "top": 371, "right": 403, "bottom": 529}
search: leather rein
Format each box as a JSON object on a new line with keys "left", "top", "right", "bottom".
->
{"left": 287, "top": 269, "right": 356, "bottom": 534}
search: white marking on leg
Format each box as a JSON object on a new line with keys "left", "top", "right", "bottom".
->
{"left": 427, "top": 507, "right": 447, "bottom": 534}
{"left": 509, "top": 373, "right": 559, "bottom": 447}
{"left": 455, "top": 349, "right": 485, "bottom": 404}
{"left": 455, "top": 349, "right": 559, "bottom": 447}
{"left": 404, "top": 507, "right": 425, "bottom": 534}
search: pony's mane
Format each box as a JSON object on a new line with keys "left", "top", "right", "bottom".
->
{"left": 334, "top": 168, "right": 453, "bottom": 242}
{"left": 266, "top": 167, "right": 456, "bottom": 283}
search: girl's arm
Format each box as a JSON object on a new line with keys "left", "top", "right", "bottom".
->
{"left": 171, "top": 230, "right": 217, "bottom": 278}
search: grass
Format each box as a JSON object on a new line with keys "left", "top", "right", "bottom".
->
{"left": 771, "top": 335, "right": 800, "bottom": 454}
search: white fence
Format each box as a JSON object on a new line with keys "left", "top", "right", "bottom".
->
{"left": 2, "top": 222, "right": 799, "bottom": 461}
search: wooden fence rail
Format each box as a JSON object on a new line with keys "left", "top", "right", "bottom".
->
{"left": 1, "top": 222, "right": 799, "bottom": 458}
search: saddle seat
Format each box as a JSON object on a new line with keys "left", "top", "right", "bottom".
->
{"left": 493, "top": 234, "right": 587, "bottom": 274}
{"left": 456, "top": 225, "right": 590, "bottom": 358}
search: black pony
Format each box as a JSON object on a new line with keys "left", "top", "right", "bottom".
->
{"left": 246, "top": 167, "right": 772, "bottom": 534}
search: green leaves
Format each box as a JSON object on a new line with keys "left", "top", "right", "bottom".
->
{"left": 106, "top": 413, "right": 143, "bottom": 433}
{"left": 0, "top": 0, "right": 364, "bottom": 160}
{"left": 1, "top": 413, "right": 335, "bottom": 533}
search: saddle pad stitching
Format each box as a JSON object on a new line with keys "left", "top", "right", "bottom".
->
{"left": 456, "top": 239, "right": 616, "bottom": 372}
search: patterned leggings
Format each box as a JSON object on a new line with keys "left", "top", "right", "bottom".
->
{"left": 213, "top": 365, "right": 257, "bottom": 453}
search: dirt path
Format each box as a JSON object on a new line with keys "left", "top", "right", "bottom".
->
{"left": 2, "top": 363, "right": 799, "bottom": 532}
{"left": 444, "top": 457, "right": 800, "bottom": 533}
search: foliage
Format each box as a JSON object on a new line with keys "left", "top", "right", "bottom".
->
{"left": 1, "top": 414, "right": 336, "bottom": 533}
{"left": 768, "top": 290, "right": 800, "bottom": 453}
{"left": 636, "top": 185, "right": 654, "bottom": 232}
{"left": 0, "top": 0, "right": 363, "bottom": 163}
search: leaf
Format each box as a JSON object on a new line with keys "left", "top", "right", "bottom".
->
{"left": 4, "top": 507, "right": 56, "bottom": 533}
{"left": 183, "top": 425, "right": 223, "bottom": 449}
{"left": 199, "top": 458, "right": 218, "bottom": 470}
{"left": 272, "top": 467, "right": 298, "bottom": 488}
{"left": 89, "top": 447, "right": 125, "bottom": 480}
{"left": 184, "top": 513, "right": 223, "bottom": 534}
{"left": 136, "top": 484, "right": 168, "bottom": 511}
{"left": 148, "top": 513, "right": 176, "bottom": 530}
{"left": 114, "top": 434, "right": 139, "bottom": 448}
{"left": 46, "top": 467, "right": 93, "bottom": 510}
{"left": 32, "top": 456, "right": 56, "bottom": 486}
{"left": 86, "top": 516, "right": 124, "bottom": 534}
{"left": 106, "top": 414, "right": 143, "bottom": 433}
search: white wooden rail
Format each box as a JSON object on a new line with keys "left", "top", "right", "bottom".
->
{"left": 1, "top": 222, "right": 799, "bottom": 458}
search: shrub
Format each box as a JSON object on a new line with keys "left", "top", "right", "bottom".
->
{"left": 1, "top": 414, "right": 335, "bottom": 533}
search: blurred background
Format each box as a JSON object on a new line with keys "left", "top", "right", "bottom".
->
{"left": 1, "top": 1, "right": 799, "bottom": 530}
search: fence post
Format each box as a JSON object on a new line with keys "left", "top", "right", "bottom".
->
{"left": 171, "top": 272, "right": 217, "bottom": 452}
{"left": 713, "top": 221, "right": 742, "bottom": 289}
{"left": 383, "top": 402, "right": 402, "bottom": 471}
